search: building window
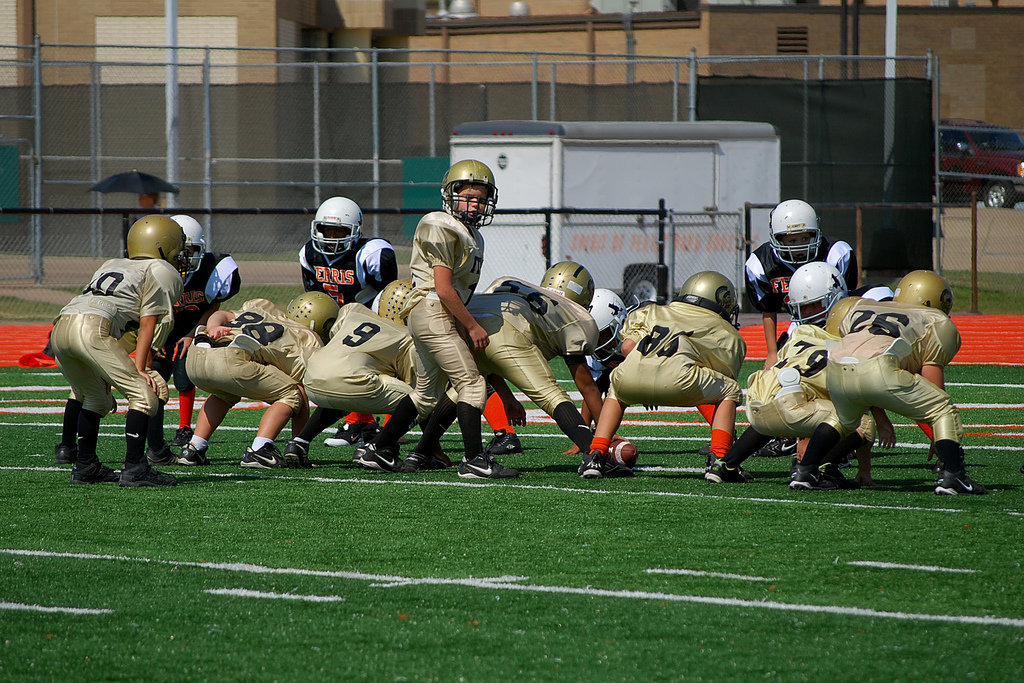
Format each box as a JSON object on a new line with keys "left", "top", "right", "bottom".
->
{"left": 777, "top": 26, "right": 809, "bottom": 55}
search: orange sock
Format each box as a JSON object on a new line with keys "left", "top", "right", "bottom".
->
{"left": 178, "top": 388, "right": 195, "bottom": 428}
{"left": 697, "top": 404, "right": 716, "bottom": 425}
{"left": 590, "top": 436, "right": 611, "bottom": 455}
{"left": 483, "top": 392, "right": 514, "bottom": 433}
{"left": 916, "top": 421, "right": 934, "bottom": 440}
{"left": 346, "top": 412, "right": 375, "bottom": 425}
{"left": 710, "top": 429, "right": 734, "bottom": 460}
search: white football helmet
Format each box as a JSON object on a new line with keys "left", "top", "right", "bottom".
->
{"left": 769, "top": 199, "right": 822, "bottom": 265}
{"left": 171, "top": 214, "right": 205, "bottom": 275}
{"left": 588, "top": 288, "right": 627, "bottom": 363}
{"left": 311, "top": 196, "right": 363, "bottom": 257}
{"left": 787, "top": 261, "right": 847, "bottom": 327}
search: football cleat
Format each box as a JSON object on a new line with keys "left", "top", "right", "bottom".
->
{"left": 485, "top": 430, "right": 523, "bottom": 456}
{"left": 54, "top": 444, "right": 77, "bottom": 465}
{"left": 240, "top": 443, "right": 284, "bottom": 469}
{"left": 325, "top": 421, "right": 375, "bottom": 448}
{"left": 353, "top": 443, "right": 404, "bottom": 473}
{"left": 177, "top": 443, "right": 210, "bottom": 466}
{"left": 170, "top": 426, "right": 194, "bottom": 448}
{"left": 118, "top": 463, "right": 177, "bottom": 487}
{"left": 458, "top": 453, "right": 519, "bottom": 480}
{"left": 145, "top": 443, "right": 177, "bottom": 466}
{"left": 578, "top": 450, "right": 603, "bottom": 479}
{"left": 705, "top": 459, "right": 754, "bottom": 484}
{"left": 789, "top": 465, "right": 838, "bottom": 491}
{"left": 402, "top": 450, "right": 451, "bottom": 473}
{"left": 753, "top": 437, "right": 797, "bottom": 459}
{"left": 935, "top": 469, "right": 988, "bottom": 496}
{"left": 284, "top": 440, "right": 313, "bottom": 469}
{"left": 70, "top": 461, "right": 120, "bottom": 485}
{"left": 599, "top": 454, "right": 635, "bottom": 478}
{"left": 821, "top": 462, "right": 861, "bottom": 489}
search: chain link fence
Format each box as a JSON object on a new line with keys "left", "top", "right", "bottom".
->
{"left": 5, "top": 44, "right": 1019, "bottom": 316}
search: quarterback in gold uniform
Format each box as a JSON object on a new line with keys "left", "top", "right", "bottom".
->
{"left": 355, "top": 160, "right": 522, "bottom": 479}
{"left": 707, "top": 262, "right": 894, "bottom": 487}
{"left": 792, "top": 270, "right": 985, "bottom": 495}
{"left": 51, "top": 215, "right": 187, "bottom": 487}
{"left": 179, "top": 293, "right": 337, "bottom": 469}
{"left": 585, "top": 272, "right": 747, "bottom": 477}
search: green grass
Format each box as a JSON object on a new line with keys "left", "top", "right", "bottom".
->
{"left": 945, "top": 270, "right": 1024, "bottom": 314}
{"left": 2, "top": 361, "right": 1023, "bottom": 680}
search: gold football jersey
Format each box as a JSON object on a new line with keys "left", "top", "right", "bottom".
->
{"left": 319, "top": 303, "right": 417, "bottom": 384}
{"left": 476, "top": 277, "right": 598, "bottom": 359}
{"left": 218, "top": 299, "right": 323, "bottom": 379}
{"left": 59, "top": 257, "right": 183, "bottom": 344}
{"left": 620, "top": 301, "right": 746, "bottom": 380}
{"left": 748, "top": 324, "right": 836, "bottom": 403}
{"left": 407, "top": 211, "right": 484, "bottom": 309}
{"left": 834, "top": 299, "right": 961, "bottom": 371}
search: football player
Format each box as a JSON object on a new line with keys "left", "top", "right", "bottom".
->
{"left": 142, "top": 214, "right": 240, "bottom": 466}
{"left": 791, "top": 270, "right": 986, "bottom": 495}
{"left": 404, "top": 264, "right": 622, "bottom": 476}
{"left": 284, "top": 279, "right": 440, "bottom": 469}
{"left": 299, "top": 195, "right": 397, "bottom": 449}
{"left": 50, "top": 215, "right": 187, "bottom": 487}
{"left": 353, "top": 160, "right": 518, "bottom": 479}
{"left": 745, "top": 199, "right": 859, "bottom": 370}
{"left": 584, "top": 272, "right": 747, "bottom": 477}
{"left": 178, "top": 292, "right": 337, "bottom": 469}
{"left": 706, "top": 263, "right": 895, "bottom": 487}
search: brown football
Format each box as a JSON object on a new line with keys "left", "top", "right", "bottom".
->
{"left": 610, "top": 438, "right": 638, "bottom": 468}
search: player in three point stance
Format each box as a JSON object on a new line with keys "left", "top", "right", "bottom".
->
{"left": 179, "top": 293, "right": 337, "bottom": 469}
{"left": 143, "top": 214, "right": 240, "bottom": 466}
{"left": 300, "top": 195, "right": 397, "bottom": 449}
{"left": 791, "top": 270, "right": 987, "bottom": 495}
{"left": 585, "top": 271, "right": 747, "bottom": 478}
{"left": 50, "top": 215, "right": 188, "bottom": 487}
{"left": 706, "top": 262, "right": 895, "bottom": 487}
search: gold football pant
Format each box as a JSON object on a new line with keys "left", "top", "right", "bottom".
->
{"left": 608, "top": 355, "right": 741, "bottom": 407}
{"left": 474, "top": 319, "right": 568, "bottom": 416}
{"left": 304, "top": 352, "right": 412, "bottom": 414}
{"left": 406, "top": 298, "right": 487, "bottom": 416}
{"left": 186, "top": 345, "right": 304, "bottom": 413}
{"left": 748, "top": 390, "right": 875, "bottom": 443}
{"left": 825, "top": 353, "right": 963, "bottom": 443}
{"left": 50, "top": 314, "right": 158, "bottom": 416}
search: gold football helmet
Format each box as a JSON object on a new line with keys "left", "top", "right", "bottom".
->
{"left": 126, "top": 215, "right": 189, "bottom": 277}
{"left": 375, "top": 278, "right": 415, "bottom": 324}
{"left": 677, "top": 271, "right": 739, "bottom": 326}
{"left": 286, "top": 291, "right": 340, "bottom": 343}
{"left": 441, "top": 159, "right": 498, "bottom": 228}
{"left": 541, "top": 261, "right": 596, "bottom": 307}
{"left": 893, "top": 270, "right": 953, "bottom": 315}
{"left": 824, "top": 296, "right": 862, "bottom": 337}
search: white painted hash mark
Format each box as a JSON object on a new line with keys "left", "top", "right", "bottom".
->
{"left": 1, "top": 600, "right": 112, "bottom": 615}
{"left": 204, "top": 588, "right": 346, "bottom": 603}
{"left": 847, "top": 561, "right": 979, "bottom": 574}
{"left": 646, "top": 568, "right": 778, "bottom": 582}
{"left": 4, "top": 548, "right": 1023, "bottom": 628}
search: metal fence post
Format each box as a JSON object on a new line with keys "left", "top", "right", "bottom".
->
{"left": 32, "top": 34, "right": 43, "bottom": 283}
{"left": 313, "top": 60, "right": 321, "bottom": 208}
{"left": 971, "top": 190, "right": 978, "bottom": 312}
{"left": 90, "top": 62, "right": 102, "bottom": 258}
{"left": 657, "top": 198, "right": 667, "bottom": 304}
{"left": 531, "top": 52, "right": 538, "bottom": 121}
{"left": 549, "top": 63, "right": 556, "bottom": 121}
{"left": 371, "top": 49, "right": 381, "bottom": 237}
{"left": 688, "top": 48, "right": 697, "bottom": 122}
{"left": 429, "top": 63, "right": 437, "bottom": 158}
{"left": 203, "top": 49, "right": 213, "bottom": 244}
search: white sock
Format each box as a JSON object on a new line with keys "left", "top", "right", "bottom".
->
{"left": 189, "top": 436, "right": 209, "bottom": 450}
{"left": 252, "top": 436, "right": 274, "bottom": 451}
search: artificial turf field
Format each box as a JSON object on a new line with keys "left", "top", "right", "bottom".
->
{"left": 2, "top": 360, "right": 1023, "bottom": 681}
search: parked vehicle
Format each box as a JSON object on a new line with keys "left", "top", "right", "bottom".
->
{"left": 938, "top": 120, "right": 1024, "bottom": 208}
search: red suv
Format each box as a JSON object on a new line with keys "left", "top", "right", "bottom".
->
{"left": 938, "top": 120, "right": 1024, "bottom": 208}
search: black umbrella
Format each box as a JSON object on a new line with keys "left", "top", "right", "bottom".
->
{"left": 88, "top": 170, "right": 179, "bottom": 195}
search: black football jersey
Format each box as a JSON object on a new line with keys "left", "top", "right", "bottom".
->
{"left": 167, "top": 252, "right": 241, "bottom": 346}
{"left": 744, "top": 238, "right": 858, "bottom": 314}
{"left": 300, "top": 237, "right": 398, "bottom": 306}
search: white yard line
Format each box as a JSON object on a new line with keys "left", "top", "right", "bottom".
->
{"left": 645, "top": 568, "right": 778, "bottom": 582}
{"left": 203, "top": 588, "right": 346, "bottom": 603}
{"left": 4, "top": 548, "right": 1020, "bottom": 629}
{"left": 0, "top": 600, "right": 112, "bottom": 615}
{"left": 846, "top": 561, "right": 979, "bottom": 574}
